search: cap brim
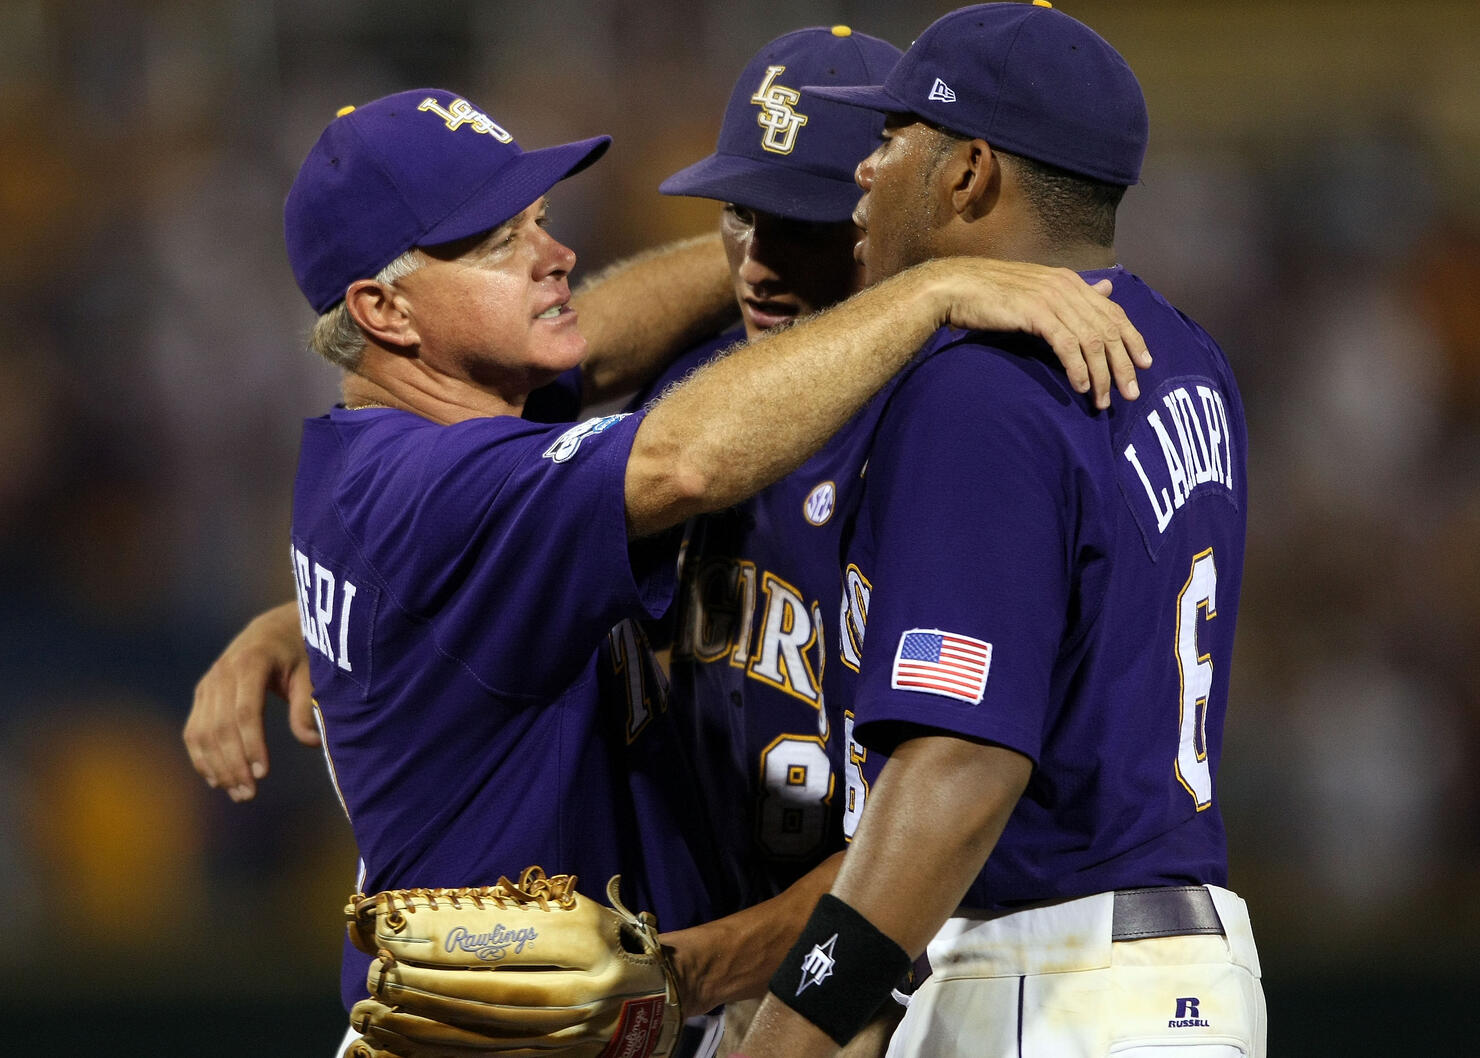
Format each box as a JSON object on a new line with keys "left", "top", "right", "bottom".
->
{"left": 659, "top": 152, "right": 862, "bottom": 224}
{"left": 421, "top": 135, "right": 610, "bottom": 247}
{"left": 802, "top": 84, "right": 903, "bottom": 114}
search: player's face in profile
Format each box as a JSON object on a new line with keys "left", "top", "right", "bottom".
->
{"left": 395, "top": 197, "right": 585, "bottom": 389}
{"left": 720, "top": 204, "right": 863, "bottom": 339}
{"left": 853, "top": 115, "right": 952, "bottom": 286}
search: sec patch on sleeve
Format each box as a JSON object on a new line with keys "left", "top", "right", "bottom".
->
{"left": 890, "top": 628, "right": 992, "bottom": 704}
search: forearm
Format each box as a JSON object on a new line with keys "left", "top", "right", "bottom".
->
{"left": 624, "top": 260, "right": 956, "bottom": 537}
{"left": 662, "top": 853, "right": 842, "bottom": 1015}
{"left": 830, "top": 737, "right": 1029, "bottom": 953}
{"left": 624, "top": 255, "right": 1150, "bottom": 537}
{"left": 737, "top": 736, "right": 1032, "bottom": 1058}
{"left": 573, "top": 234, "right": 736, "bottom": 405}
{"left": 183, "top": 599, "right": 316, "bottom": 800}
{"left": 259, "top": 598, "right": 305, "bottom": 641}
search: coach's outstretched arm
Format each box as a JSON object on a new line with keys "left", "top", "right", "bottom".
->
{"left": 572, "top": 234, "right": 737, "bottom": 404}
{"left": 624, "top": 258, "right": 1148, "bottom": 537}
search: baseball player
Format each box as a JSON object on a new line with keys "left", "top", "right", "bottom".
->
{"left": 737, "top": 4, "right": 1267, "bottom": 1057}
{"left": 264, "top": 80, "right": 1148, "bottom": 1056}
{"left": 612, "top": 30, "right": 910, "bottom": 1053}
{"left": 637, "top": 24, "right": 903, "bottom": 922}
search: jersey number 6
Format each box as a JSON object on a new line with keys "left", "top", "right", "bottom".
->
{"left": 1174, "top": 548, "right": 1217, "bottom": 810}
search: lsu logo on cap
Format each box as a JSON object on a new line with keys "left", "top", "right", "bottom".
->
{"left": 417, "top": 96, "right": 513, "bottom": 142}
{"left": 751, "top": 65, "right": 809, "bottom": 154}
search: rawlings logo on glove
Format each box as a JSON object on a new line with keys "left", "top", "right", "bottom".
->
{"left": 344, "top": 866, "right": 683, "bottom": 1058}
{"left": 443, "top": 921, "right": 540, "bottom": 961}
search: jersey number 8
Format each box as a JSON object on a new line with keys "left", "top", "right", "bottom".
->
{"left": 757, "top": 734, "right": 833, "bottom": 858}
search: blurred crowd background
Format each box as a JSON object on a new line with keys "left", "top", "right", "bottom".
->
{"left": 3, "top": 0, "right": 1477, "bottom": 1053}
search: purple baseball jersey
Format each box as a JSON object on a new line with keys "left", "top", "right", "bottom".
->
{"left": 289, "top": 405, "right": 719, "bottom": 1009}
{"left": 832, "top": 267, "right": 1247, "bottom": 908}
{"left": 630, "top": 330, "right": 889, "bottom": 914}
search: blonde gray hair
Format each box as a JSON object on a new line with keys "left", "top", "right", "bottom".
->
{"left": 309, "top": 248, "right": 426, "bottom": 369}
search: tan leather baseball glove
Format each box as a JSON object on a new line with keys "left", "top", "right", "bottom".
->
{"left": 343, "top": 866, "right": 682, "bottom": 1058}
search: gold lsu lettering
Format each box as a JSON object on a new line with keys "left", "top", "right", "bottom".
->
{"left": 750, "top": 66, "right": 809, "bottom": 155}
{"left": 417, "top": 97, "right": 513, "bottom": 142}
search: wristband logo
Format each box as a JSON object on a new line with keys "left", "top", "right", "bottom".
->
{"left": 796, "top": 932, "right": 838, "bottom": 995}
{"left": 445, "top": 923, "right": 539, "bottom": 961}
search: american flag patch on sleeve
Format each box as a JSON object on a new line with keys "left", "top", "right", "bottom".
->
{"left": 890, "top": 629, "right": 992, "bottom": 704}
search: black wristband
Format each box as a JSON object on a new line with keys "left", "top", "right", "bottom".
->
{"left": 768, "top": 894, "right": 912, "bottom": 1046}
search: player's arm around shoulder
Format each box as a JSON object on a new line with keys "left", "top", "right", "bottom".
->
{"left": 621, "top": 258, "right": 1149, "bottom": 539}
{"left": 572, "top": 234, "right": 737, "bottom": 405}
{"left": 183, "top": 600, "right": 317, "bottom": 802}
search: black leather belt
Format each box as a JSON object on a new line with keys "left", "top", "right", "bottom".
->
{"left": 901, "top": 886, "right": 1226, "bottom": 995}
{"left": 1111, "top": 885, "right": 1224, "bottom": 941}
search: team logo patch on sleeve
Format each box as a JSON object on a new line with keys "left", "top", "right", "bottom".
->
{"left": 890, "top": 628, "right": 992, "bottom": 704}
{"left": 543, "top": 414, "right": 628, "bottom": 463}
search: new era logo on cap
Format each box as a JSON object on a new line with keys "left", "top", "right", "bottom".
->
{"left": 802, "top": 3, "right": 1149, "bottom": 186}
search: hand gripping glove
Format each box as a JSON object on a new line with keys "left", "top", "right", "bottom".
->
{"left": 344, "top": 866, "right": 683, "bottom": 1058}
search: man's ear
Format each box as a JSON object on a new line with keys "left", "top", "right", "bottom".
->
{"left": 944, "top": 138, "right": 1000, "bottom": 220}
{"left": 345, "top": 279, "right": 419, "bottom": 352}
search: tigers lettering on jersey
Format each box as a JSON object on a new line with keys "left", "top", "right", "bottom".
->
{"left": 1118, "top": 379, "right": 1238, "bottom": 558}
{"left": 672, "top": 558, "right": 826, "bottom": 710}
{"left": 608, "top": 618, "right": 670, "bottom": 744}
{"left": 291, "top": 543, "right": 375, "bottom": 691}
{"left": 750, "top": 65, "right": 809, "bottom": 154}
{"left": 837, "top": 564, "right": 872, "bottom": 672}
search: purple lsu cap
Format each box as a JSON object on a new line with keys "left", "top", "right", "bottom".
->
{"left": 285, "top": 88, "right": 610, "bottom": 313}
{"left": 659, "top": 26, "right": 902, "bottom": 223}
{"left": 806, "top": 2, "right": 1147, "bottom": 186}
